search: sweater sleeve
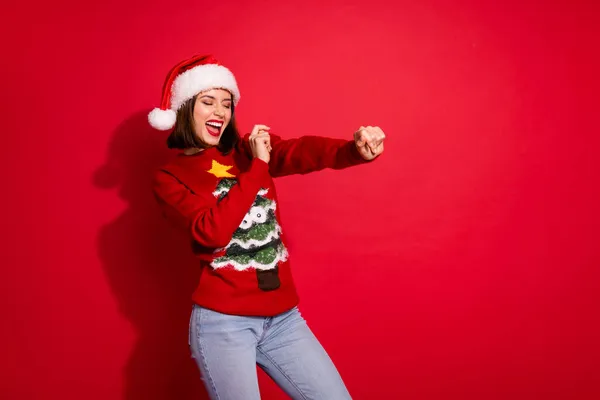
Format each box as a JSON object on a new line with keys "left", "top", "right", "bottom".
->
{"left": 241, "top": 133, "right": 371, "bottom": 178}
{"left": 153, "top": 158, "right": 271, "bottom": 249}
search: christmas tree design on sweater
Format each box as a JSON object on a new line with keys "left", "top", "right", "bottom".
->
{"left": 211, "top": 177, "right": 288, "bottom": 291}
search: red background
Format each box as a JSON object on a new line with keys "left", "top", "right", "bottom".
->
{"left": 3, "top": 0, "right": 600, "bottom": 399}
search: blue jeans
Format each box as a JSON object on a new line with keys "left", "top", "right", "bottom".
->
{"left": 189, "top": 305, "right": 352, "bottom": 400}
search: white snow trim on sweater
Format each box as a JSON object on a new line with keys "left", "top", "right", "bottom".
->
{"left": 210, "top": 247, "right": 289, "bottom": 271}
{"left": 238, "top": 203, "right": 277, "bottom": 230}
{"left": 226, "top": 225, "right": 282, "bottom": 249}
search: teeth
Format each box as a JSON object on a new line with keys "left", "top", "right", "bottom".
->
{"left": 206, "top": 122, "right": 223, "bottom": 128}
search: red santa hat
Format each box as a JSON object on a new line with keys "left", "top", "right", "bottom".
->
{"left": 148, "top": 54, "right": 241, "bottom": 131}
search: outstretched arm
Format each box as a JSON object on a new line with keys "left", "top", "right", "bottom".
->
{"left": 240, "top": 125, "right": 386, "bottom": 178}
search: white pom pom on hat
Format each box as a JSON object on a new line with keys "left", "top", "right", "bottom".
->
{"left": 148, "top": 54, "right": 241, "bottom": 131}
{"left": 148, "top": 108, "right": 177, "bottom": 131}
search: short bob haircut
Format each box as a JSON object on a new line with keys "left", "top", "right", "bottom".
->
{"left": 166, "top": 94, "right": 240, "bottom": 154}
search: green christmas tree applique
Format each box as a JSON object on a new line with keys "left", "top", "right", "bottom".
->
{"left": 210, "top": 178, "right": 288, "bottom": 291}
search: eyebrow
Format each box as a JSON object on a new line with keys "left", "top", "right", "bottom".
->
{"left": 199, "top": 95, "right": 232, "bottom": 102}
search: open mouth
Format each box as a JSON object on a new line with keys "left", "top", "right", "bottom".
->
{"left": 206, "top": 120, "right": 224, "bottom": 137}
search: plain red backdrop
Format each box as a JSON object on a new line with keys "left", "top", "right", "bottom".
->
{"left": 3, "top": 0, "right": 599, "bottom": 399}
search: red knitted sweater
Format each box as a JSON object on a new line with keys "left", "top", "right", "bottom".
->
{"left": 153, "top": 133, "right": 369, "bottom": 316}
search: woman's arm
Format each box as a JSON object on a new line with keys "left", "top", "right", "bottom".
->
{"left": 153, "top": 158, "right": 270, "bottom": 249}
{"left": 267, "top": 134, "right": 369, "bottom": 177}
{"left": 240, "top": 126, "right": 385, "bottom": 178}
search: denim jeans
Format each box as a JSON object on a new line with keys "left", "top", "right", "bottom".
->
{"left": 189, "top": 305, "right": 352, "bottom": 400}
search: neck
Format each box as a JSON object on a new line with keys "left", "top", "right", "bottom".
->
{"left": 183, "top": 147, "right": 204, "bottom": 156}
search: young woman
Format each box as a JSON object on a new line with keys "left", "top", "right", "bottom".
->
{"left": 150, "top": 54, "right": 385, "bottom": 400}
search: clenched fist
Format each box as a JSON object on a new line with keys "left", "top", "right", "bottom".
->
{"left": 354, "top": 126, "right": 385, "bottom": 160}
{"left": 249, "top": 124, "right": 272, "bottom": 164}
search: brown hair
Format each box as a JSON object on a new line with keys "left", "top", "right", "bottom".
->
{"left": 166, "top": 94, "right": 240, "bottom": 154}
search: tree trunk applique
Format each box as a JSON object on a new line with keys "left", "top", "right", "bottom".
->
{"left": 210, "top": 177, "right": 288, "bottom": 291}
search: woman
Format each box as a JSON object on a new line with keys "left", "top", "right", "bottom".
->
{"left": 150, "top": 54, "right": 385, "bottom": 400}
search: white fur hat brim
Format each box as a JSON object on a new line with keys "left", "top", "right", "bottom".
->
{"left": 149, "top": 62, "right": 240, "bottom": 131}
{"left": 171, "top": 64, "right": 240, "bottom": 110}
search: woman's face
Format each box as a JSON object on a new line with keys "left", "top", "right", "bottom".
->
{"left": 193, "top": 88, "right": 233, "bottom": 147}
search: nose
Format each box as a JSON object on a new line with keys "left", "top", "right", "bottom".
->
{"left": 214, "top": 104, "right": 225, "bottom": 118}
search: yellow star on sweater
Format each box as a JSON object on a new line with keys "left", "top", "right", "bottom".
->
{"left": 207, "top": 160, "right": 236, "bottom": 178}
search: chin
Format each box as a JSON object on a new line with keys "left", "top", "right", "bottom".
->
{"left": 200, "top": 132, "right": 221, "bottom": 147}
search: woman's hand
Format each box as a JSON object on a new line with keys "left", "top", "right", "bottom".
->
{"left": 249, "top": 124, "right": 272, "bottom": 163}
{"left": 354, "top": 126, "right": 386, "bottom": 160}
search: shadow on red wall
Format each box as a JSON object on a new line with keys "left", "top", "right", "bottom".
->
{"left": 93, "top": 110, "right": 209, "bottom": 400}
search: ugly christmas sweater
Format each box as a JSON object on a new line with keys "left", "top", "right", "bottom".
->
{"left": 153, "top": 133, "right": 370, "bottom": 316}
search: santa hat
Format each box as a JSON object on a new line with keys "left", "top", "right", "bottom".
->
{"left": 148, "top": 54, "right": 240, "bottom": 131}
